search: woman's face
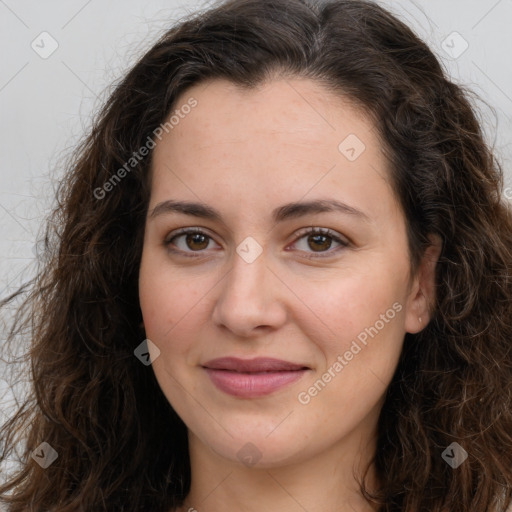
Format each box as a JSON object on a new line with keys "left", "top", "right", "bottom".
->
{"left": 139, "top": 77, "right": 428, "bottom": 468}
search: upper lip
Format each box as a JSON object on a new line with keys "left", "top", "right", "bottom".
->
{"left": 202, "top": 357, "right": 309, "bottom": 372}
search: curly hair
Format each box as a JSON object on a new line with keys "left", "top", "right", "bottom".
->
{"left": 1, "top": 0, "right": 511, "bottom": 510}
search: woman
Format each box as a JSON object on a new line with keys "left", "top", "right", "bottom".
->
{"left": 1, "top": 0, "right": 511, "bottom": 510}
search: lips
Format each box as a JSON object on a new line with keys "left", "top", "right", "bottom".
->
{"left": 202, "top": 357, "right": 309, "bottom": 372}
{"left": 202, "top": 357, "right": 310, "bottom": 398}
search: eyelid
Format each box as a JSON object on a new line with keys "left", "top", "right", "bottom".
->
{"left": 164, "top": 226, "right": 215, "bottom": 244}
{"left": 164, "top": 226, "right": 349, "bottom": 258}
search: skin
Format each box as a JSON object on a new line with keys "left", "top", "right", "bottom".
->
{"left": 138, "top": 77, "right": 441, "bottom": 512}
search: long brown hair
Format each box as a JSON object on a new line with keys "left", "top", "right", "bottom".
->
{"left": 1, "top": 0, "right": 511, "bottom": 510}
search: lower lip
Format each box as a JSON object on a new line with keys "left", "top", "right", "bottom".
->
{"left": 204, "top": 368, "right": 308, "bottom": 398}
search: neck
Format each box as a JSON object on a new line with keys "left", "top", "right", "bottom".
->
{"left": 178, "top": 419, "right": 381, "bottom": 512}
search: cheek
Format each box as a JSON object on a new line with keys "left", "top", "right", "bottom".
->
{"left": 294, "top": 275, "right": 406, "bottom": 426}
{"left": 138, "top": 252, "right": 217, "bottom": 358}
{"left": 291, "top": 265, "right": 407, "bottom": 356}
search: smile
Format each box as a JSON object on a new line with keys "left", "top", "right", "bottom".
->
{"left": 202, "top": 357, "right": 310, "bottom": 398}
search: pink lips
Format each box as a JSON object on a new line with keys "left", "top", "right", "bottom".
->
{"left": 202, "top": 357, "right": 309, "bottom": 398}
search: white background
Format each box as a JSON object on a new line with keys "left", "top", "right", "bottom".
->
{"left": 0, "top": 0, "right": 511, "bottom": 430}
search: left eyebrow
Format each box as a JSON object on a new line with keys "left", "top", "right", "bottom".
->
{"left": 272, "top": 199, "right": 370, "bottom": 223}
{"left": 148, "top": 198, "right": 371, "bottom": 224}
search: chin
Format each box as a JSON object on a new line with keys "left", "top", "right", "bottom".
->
{"left": 191, "top": 418, "right": 318, "bottom": 469}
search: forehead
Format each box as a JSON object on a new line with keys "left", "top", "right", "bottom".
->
{"left": 149, "top": 77, "right": 398, "bottom": 223}
{"left": 158, "top": 77, "right": 375, "bottom": 154}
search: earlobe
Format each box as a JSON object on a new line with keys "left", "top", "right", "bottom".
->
{"left": 404, "top": 234, "right": 442, "bottom": 334}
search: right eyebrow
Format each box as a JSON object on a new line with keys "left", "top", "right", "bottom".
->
{"left": 149, "top": 200, "right": 223, "bottom": 222}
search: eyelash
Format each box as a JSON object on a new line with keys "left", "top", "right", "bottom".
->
{"left": 164, "top": 227, "right": 349, "bottom": 259}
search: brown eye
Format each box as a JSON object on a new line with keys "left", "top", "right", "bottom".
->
{"left": 307, "top": 233, "right": 333, "bottom": 252}
{"left": 185, "top": 232, "right": 209, "bottom": 251}
{"left": 165, "top": 228, "right": 218, "bottom": 254}
{"left": 291, "top": 227, "right": 349, "bottom": 258}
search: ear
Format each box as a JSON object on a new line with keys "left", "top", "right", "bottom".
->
{"left": 404, "top": 234, "right": 442, "bottom": 334}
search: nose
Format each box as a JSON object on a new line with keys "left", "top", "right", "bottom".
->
{"left": 211, "top": 246, "right": 288, "bottom": 339}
